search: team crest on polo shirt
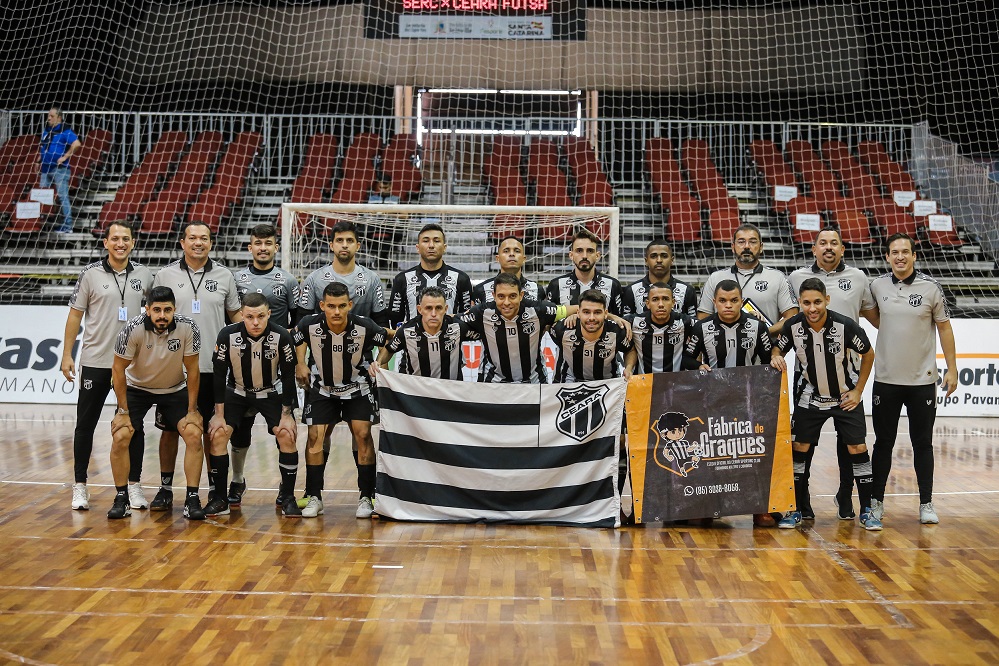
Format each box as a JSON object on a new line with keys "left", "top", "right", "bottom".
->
{"left": 838, "top": 278, "right": 853, "bottom": 291}
{"left": 130, "top": 279, "right": 143, "bottom": 291}
{"left": 755, "top": 281, "right": 768, "bottom": 291}
{"left": 168, "top": 339, "right": 181, "bottom": 352}
{"left": 555, "top": 384, "right": 609, "bottom": 442}
{"left": 272, "top": 285, "right": 286, "bottom": 297}
{"left": 909, "top": 294, "right": 923, "bottom": 307}
{"left": 204, "top": 280, "right": 218, "bottom": 293}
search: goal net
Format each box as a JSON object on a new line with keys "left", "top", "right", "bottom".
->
{"left": 280, "top": 203, "right": 619, "bottom": 286}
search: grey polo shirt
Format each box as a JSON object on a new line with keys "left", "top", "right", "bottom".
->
{"left": 299, "top": 262, "right": 387, "bottom": 320}
{"left": 870, "top": 270, "right": 950, "bottom": 386}
{"left": 233, "top": 264, "right": 300, "bottom": 326}
{"left": 153, "top": 258, "right": 241, "bottom": 373}
{"left": 698, "top": 264, "right": 797, "bottom": 326}
{"left": 69, "top": 258, "right": 154, "bottom": 369}
{"left": 115, "top": 314, "right": 200, "bottom": 394}
{"left": 789, "top": 261, "right": 876, "bottom": 323}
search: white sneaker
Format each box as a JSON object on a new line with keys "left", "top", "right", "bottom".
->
{"left": 72, "top": 483, "right": 90, "bottom": 510}
{"left": 128, "top": 483, "right": 149, "bottom": 510}
{"left": 356, "top": 496, "right": 375, "bottom": 519}
{"left": 301, "top": 496, "right": 324, "bottom": 518}
{"left": 920, "top": 502, "right": 939, "bottom": 524}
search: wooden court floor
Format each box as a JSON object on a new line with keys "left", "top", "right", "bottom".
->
{"left": 1, "top": 404, "right": 998, "bottom": 665}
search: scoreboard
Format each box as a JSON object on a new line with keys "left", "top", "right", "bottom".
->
{"left": 365, "top": 0, "right": 584, "bottom": 40}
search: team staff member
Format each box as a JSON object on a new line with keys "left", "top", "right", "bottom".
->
{"left": 227, "top": 224, "right": 300, "bottom": 506}
{"left": 868, "top": 233, "right": 958, "bottom": 527}
{"left": 62, "top": 221, "right": 153, "bottom": 511}
{"left": 460, "top": 273, "right": 574, "bottom": 384}
{"left": 625, "top": 282, "right": 695, "bottom": 375}
{"left": 108, "top": 287, "right": 205, "bottom": 520}
{"left": 771, "top": 278, "right": 876, "bottom": 530}
{"left": 698, "top": 224, "right": 797, "bottom": 334}
{"left": 204, "top": 293, "right": 301, "bottom": 518}
{"left": 293, "top": 282, "right": 389, "bottom": 519}
{"left": 150, "top": 221, "right": 242, "bottom": 510}
{"left": 471, "top": 235, "right": 541, "bottom": 304}
{"left": 789, "top": 228, "right": 880, "bottom": 520}
{"left": 546, "top": 229, "right": 624, "bottom": 316}
{"left": 551, "top": 290, "right": 636, "bottom": 382}
{"left": 39, "top": 105, "right": 83, "bottom": 233}
{"left": 622, "top": 239, "right": 697, "bottom": 318}
{"left": 375, "top": 287, "right": 478, "bottom": 380}
{"left": 389, "top": 223, "right": 473, "bottom": 326}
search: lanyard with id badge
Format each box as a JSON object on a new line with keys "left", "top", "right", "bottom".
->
{"left": 111, "top": 269, "right": 129, "bottom": 321}
{"left": 185, "top": 264, "right": 206, "bottom": 314}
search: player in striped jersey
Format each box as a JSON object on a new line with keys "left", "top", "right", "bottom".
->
{"left": 685, "top": 280, "right": 773, "bottom": 370}
{"left": 471, "top": 236, "right": 541, "bottom": 305}
{"left": 293, "top": 282, "right": 389, "bottom": 519}
{"left": 625, "top": 282, "right": 695, "bottom": 375}
{"left": 375, "top": 287, "right": 478, "bottom": 380}
{"left": 551, "top": 290, "right": 636, "bottom": 382}
{"left": 388, "top": 223, "right": 473, "bottom": 326}
{"left": 771, "top": 278, "right": 875, "bottom": 530}
{"left": 459, "top": 273, "right": 574, "bottom": 384}
{"left": 203, "top": 293, "right": 301, "bottom": 517}
{"left": 545, "top": 228, "right": 624, "bottom": 316}
{"left": 621, "top": 239, "right": 697, "bottom": 318}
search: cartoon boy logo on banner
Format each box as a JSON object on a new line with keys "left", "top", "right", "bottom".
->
{"left": 653, "top": 411, "right": 703, "bottom": 477}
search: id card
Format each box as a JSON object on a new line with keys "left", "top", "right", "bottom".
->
{"left": 192, "top": 299, "right": 201, "bottom": 314}
{"left": 118, "top": 306, "right": 128, "bottom": 322}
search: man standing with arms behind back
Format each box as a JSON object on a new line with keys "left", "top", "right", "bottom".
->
{"left": 388, "top": 223, "right": 473, "bottom": 326}
{"left": 868, "top": 233, "right": 958, "bottom": 528}
{"left": 61, "top": 221, "right": 153, "bottom": 510}
{"left": 546, "top": 229, "right": 624, "bottom": 316}
{"left": 622, "top": 239, "right": 697, "bottom": 318}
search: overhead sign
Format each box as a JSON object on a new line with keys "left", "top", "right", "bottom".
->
{"left": 365, "top": 0, "right": 584, "bottom": 40}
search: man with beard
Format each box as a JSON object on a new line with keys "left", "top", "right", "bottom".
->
{"left": 545, "top": 229, "right": 624, "bottom": 316}
{"left": 622, "top": 239, "right": 697, "bottom": 318}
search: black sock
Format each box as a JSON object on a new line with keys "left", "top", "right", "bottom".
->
{"left": 115, "top": 485, "right": 127, "bottom": 497}
{"left": 352, "top": 449, "right": 359, "bottom": 467}
{"left": 186, "top": 487, "right": 199, "bottom": 498}
{"left": 835, "top": 437, "right": 853, "bottom": 498}
{"left": 161, "top": 472, "right": 174, "bottom": 490}
{"left": 279, "top": 451, "right": 299, "bottom": 496}
{"left": 305, "top": 464, "right": 325, "bottom": 498}
{"left": 792, "top": 449, "right": 810, "bottom": 513}
{"left": 209, "top": 454, "right": 230, "bottom": 502}
{"left": 851, "top": 450, "right": 874, "bottom": 511}
{"left": 127, "top": 433, "right": 144, "bottom": 484}
{"left": 358, "top": 464, "right": 376, "bottom": 499}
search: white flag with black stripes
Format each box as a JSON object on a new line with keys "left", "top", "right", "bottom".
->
{"left": 374, "top": 369, "right": 625, "bottom": 526}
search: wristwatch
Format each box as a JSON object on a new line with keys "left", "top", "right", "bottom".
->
{"left": 116, "top": 408, "right": 129, "bottom": 415}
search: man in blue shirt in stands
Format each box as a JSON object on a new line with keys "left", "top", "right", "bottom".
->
{"left": 39, "top": 105, "right": 83, "bottom": 233}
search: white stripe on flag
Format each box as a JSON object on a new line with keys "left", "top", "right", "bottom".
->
{"left": 378, "top": 451, "right": 618, "bottom": 492}
{"left": 379, "top": 409, "right": 540, "bottom": 448}
{"left": 376, "top": 367, "right": 539, "bottom": 403}
{"left": 374, "top": 494, "right": 620, "bottom": 526}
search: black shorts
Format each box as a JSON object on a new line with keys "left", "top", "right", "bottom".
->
{"left": 302, "top": 388, "right": 374, "bottom": 426}
{"left": 791, "top": 404, "right": 866, "bottom": 446}
{"left": 126, "top": 386, "right": 187, "bottom": 433}
{"left": 223, "top": 390, "right": 285, "bottom": 435}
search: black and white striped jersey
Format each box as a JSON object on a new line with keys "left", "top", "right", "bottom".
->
{"left": 550, "top": 319, "right": 632, "bottom": 382}
{"left": 213, "top": 322, "right": 298, "bottom": 405}
{"left": 384, "top": 315, "right": 478, "bottom": 380}
{"left": 293, "top": 313, "right": 388, "bottom": 398}
{"left": 471, "top": 274, "right": 541, "bottom": 305}
{"left": 775, "top": 311, "right": 872, "bottom": 410}
{"left": 684, "top": 312, "right": 773, "bottom": 369}
{"left": 388, "top": 264, "right": 474, "bottom": 326}
{"left": 621, "top": 275, "right": 698, "bottom": 319}
{"left": 459, "top": 300, "right": 561, "bottom": 384}
{"left": 544, "top": 271, "right": 624, "bottom": 316}
{"left": 629, "top": 312, "right": 694, "bottom": 374}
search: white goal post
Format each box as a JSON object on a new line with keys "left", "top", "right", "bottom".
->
{"left": 279, "top": 203, "right": 621, "bottom": 285}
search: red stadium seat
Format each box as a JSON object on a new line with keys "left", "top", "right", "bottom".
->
{"left": 381, "top": 134, "right": 421, "bottom": 199}
{"left": 645, "top": 138, "right": 702, "bottom": 242}
{"left": 681, "top": 140, "right": 741, "bottom": 242}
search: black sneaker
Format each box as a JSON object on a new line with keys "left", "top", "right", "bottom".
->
{"left": 107, "top": 494, "right": 131, "bottom": 519}
{"left": 281, "top": 495, "right": 303, "bottom": 517}
{"left": 800, "top": 505, "right": 815, "bottom": 521}
{"left": 835, "top": 491, "right": 856, "bottom": 520}
{"left": 183, "top": 495, "right": 206, "bottom": 520}
{"left": 150, "top": 488, "right": 173, "bottom": 511}
{"left": 204, "top": 496, "right": 230, "bottom": 516}
{"left": 227, "top": 481, "right": 247, "bottom": 507}
{"left": 275, "top": 492, "right": 291, "bottom": 506}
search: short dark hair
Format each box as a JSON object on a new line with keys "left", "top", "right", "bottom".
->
{"left": 241, "top": 292, "right": 271, "bottom": 309}
{"left": 49, "top": 105, "right": 63, "bottom": 119}
{"left": 714, "top": 279, "right": 742, "bottom": 297}
{"left": 376, "top": 173, "right": 393, "bottom": 184}
{"left": 330, "top": 220, "right": 359, "bottom": 240}
{"left": 814, "top": 226, "right": 842, "bottom": 243}
{"left": 645, "top": 238, "right": 671, "bottom": 256}
{"left": 798, "top": 277, "right": 828, "bottom": 297}
{"left": 579, "top": 289, "right": 607, "bottom": 308}
{"left": 570, "top": 228, "right": 600, "bottom": 249}
{"left": 659, "top": 411, "right": 689, "bottom": 431}
{"left": 493, "top": 272, "right": 522, "bottom": 290}
{"left": 886, "top": 232, "right": 916, "bottom": 253}
{"left": 496, "top": 235, "right": 525, "bottom": 253}
{"left": 103, "top": 220, "right": 135, "bottom": 239}
{"left": 418, "top": 286, "right": 446, "bottom": 303}
{"left": 733, "top": 223, "right": 761, "bottom": 243}
{"left": 148, "top": 286, "right": 175, "bottom": 305}
{"left": 250, "top": 224, "right": 277, "bottom": 241}
{"left": 322, "top": 282, "right": 350, "bottom": 300}
{"left": 419, "top": 223, "right": 446, "bottom": 242}
{"left": 180, "top": 220, "right": 211, "bottom": 241}
{"left": 646, "top": 282, "right": 674, "bottom": 300}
